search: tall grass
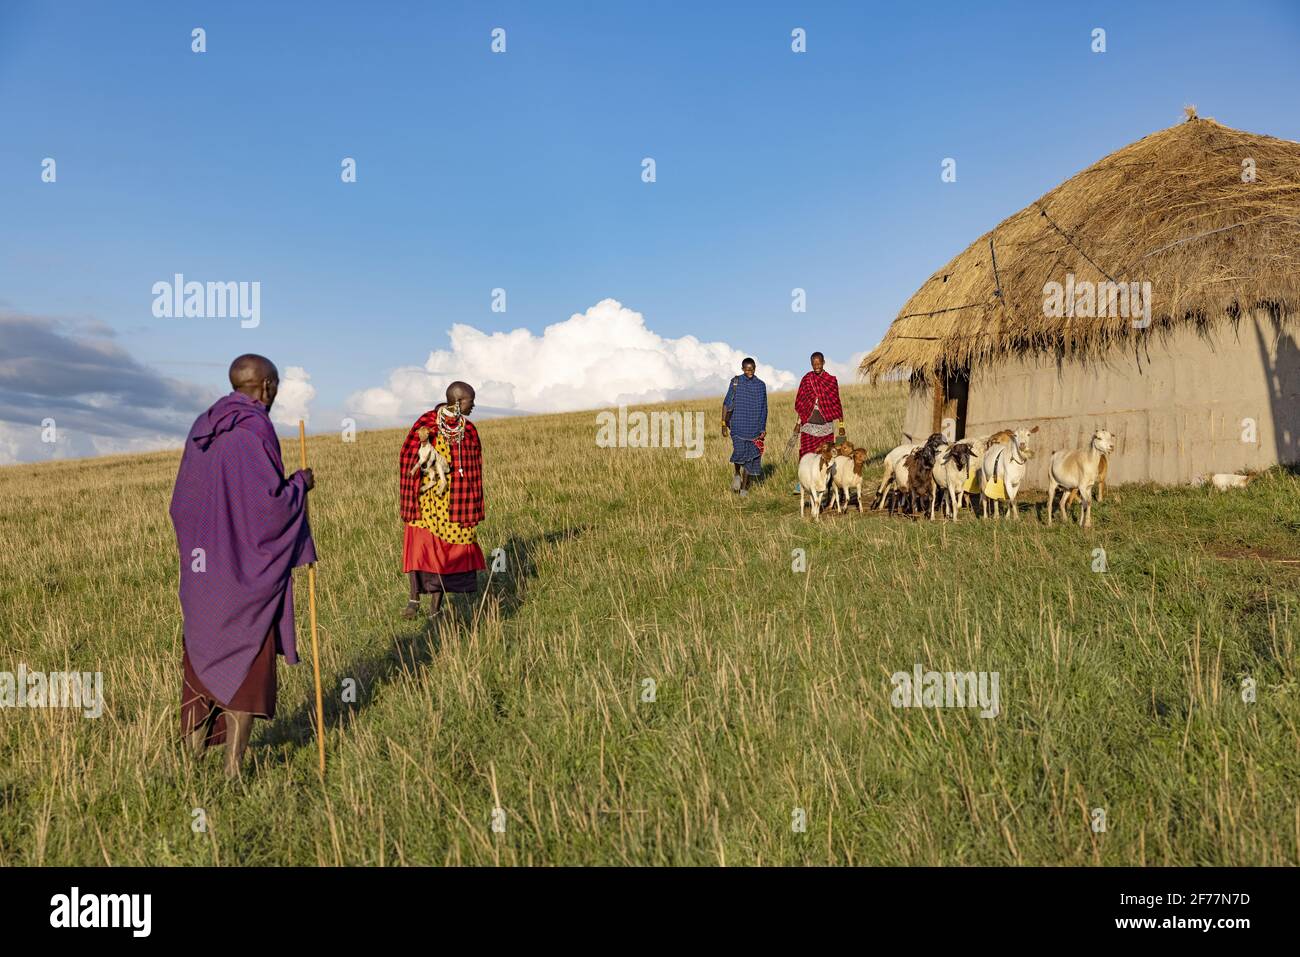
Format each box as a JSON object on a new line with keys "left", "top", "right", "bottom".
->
{"left": 0, "top": 382, "right": 1297, "bottom": 865}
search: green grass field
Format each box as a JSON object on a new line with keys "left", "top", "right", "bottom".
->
{"left": 1, "top": 382, "right": 1298, "bottom": 865}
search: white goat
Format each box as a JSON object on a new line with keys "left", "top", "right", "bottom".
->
{"left": 931, "top": 441, "right": 980, "bottom": 521}
{"left": 874, "top": 438, "right": 919, "bottom": 509}
{"left": 1046, "top": 429, "right": 1115, "bottom": 528}
{"left": 1197, "top": 472, "right": 1256, "bottom": 491}
{"left": 798, "top": 447, "right": 837, "bottom": 521}
{"left": 1213, "top": 473, "right": 1252, "bottom": 491}
{"left": 979, "top": 427, "right": 1037, "bottom": 519}
{"left": 831, "top": 447, "right": 871, "bottom": 513}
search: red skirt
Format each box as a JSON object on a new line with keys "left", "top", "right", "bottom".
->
{"left": 799, "top": 430, "right": 834, "bottom": 457}
{"left": 403, "top": 524, "right": 485, "bottom": 575}
{"left": 181, "top": 626, "right": 276, "bottom": 746}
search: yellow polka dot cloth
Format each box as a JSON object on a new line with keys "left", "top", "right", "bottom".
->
{"left": 410, "top": 433, "right": 478, "bottom": 545}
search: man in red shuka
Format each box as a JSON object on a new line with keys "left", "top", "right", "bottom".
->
{"left": 794, "top": 351, "right": 845, "bottom": 457}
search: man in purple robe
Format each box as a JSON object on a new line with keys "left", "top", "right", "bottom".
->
{"left": 169, "top": 354, "right": 317, "bottom": 777}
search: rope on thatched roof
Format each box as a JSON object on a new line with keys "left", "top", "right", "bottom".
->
{"left": 989, "top": 235, "right": 1004, "bottom": 298}
{"left": 1131, "top": 221, "right": 1250, "bottom": 262}
{"left": 891, "top": 332, "right": 996, "bottom": 340}
{"left": 1035, "top": 202, "right": 1119, "bottom": 285}
{"left": 896, "top": 301, "right": 989, "bottom": 319}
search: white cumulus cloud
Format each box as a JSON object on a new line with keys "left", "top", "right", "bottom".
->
{"left": 270, "top": 366, "right": 316, "bottom": 428}
{"left": 348, "top": 298, "right": 799, "bottom": 424}
{"left": 824, "top": 351, "right": 869, "bottom": 382}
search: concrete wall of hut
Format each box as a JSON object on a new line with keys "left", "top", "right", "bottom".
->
{"left": 902, "top": 309, "right": 1299, "bottom": 486}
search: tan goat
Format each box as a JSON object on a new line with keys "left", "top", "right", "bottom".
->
{"left": 831, "top": 447, "right": 871, "bottom": 513}
{"left": 1046, "top": 429, "right": 1116, "bottom": 528}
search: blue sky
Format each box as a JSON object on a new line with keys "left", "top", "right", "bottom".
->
{"left": 2, "top": 0, "right": 1299, "bottom": 460}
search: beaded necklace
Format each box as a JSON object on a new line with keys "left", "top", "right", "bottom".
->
{"left": 438, "top": 405, "right": 466, "bottom": 443}
{"left": 438, "top": 404, "right": 467, "bottom": 475}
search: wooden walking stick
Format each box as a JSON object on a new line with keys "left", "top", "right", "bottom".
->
{"left": 298, "top": 420, "right": 326, "bottom": 776}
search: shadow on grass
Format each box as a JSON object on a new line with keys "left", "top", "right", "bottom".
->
{"left": 255, "top": 526, "right": 588, "bottom": 763}
{"left": 491, "top": 525, "right": 588, "bottom": 620}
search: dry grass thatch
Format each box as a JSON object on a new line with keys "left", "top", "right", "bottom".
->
{"left": 861, "top": 114, "right": 1300, "bottom": 383}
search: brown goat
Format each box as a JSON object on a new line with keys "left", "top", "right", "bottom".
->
{"left": 903, "top": 444, "right": 941, "bottom": 516}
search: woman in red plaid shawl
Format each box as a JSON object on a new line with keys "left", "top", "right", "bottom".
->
{"left": 398, "top": 381, "right": 486, "bottom": 619}
{"left": 794, "top": 352, "right": 845, "bottom": 457}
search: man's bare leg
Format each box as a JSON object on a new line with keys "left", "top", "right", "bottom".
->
{"left": 402, "top": 572, "right": 422, "bottom": 618}
{"left": 185, "top": 722, "right": 208, "bottom": 758}
{"left": 224, "top": 710, "right": 254, "bottom": 779}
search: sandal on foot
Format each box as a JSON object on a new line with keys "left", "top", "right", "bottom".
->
{"left": 401, "top": 599, "right": 421, "bottom": 620}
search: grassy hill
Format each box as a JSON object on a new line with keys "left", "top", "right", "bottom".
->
{"left": 1, "top": 382, "right": 1298, "bottom": 865}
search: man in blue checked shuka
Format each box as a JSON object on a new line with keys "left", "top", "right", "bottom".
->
{"left": 721, "top": 357, "right": 768, "bottom": 497}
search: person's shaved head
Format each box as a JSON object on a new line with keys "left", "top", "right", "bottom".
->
{"left": 445, "top": 381, "right": 476, "bottom": 415}
{"left": 229, "top": 354, "right": 280, "bottom": 410}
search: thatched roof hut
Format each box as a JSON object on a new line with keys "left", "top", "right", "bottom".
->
{"left": 861, "top": 113, "right": 1300, "bottom": 485}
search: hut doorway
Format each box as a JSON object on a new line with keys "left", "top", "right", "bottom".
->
{"left": 930, "top": 369, "right": 969, "bottom": 440}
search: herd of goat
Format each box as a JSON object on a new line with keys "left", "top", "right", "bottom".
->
{"left": 797, "top": 427, "right": 1117, "bottom": 528}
